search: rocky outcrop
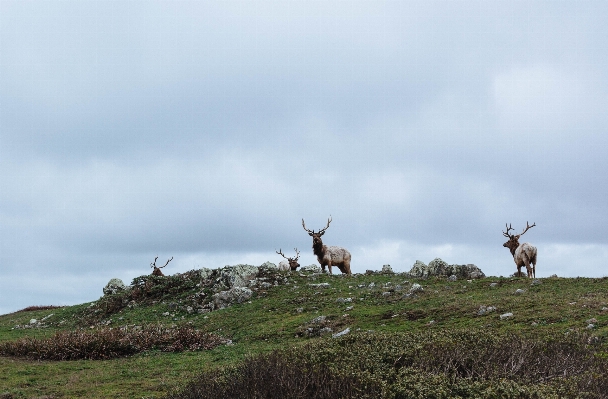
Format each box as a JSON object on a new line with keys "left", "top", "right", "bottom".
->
{"left": 215, "top": 264, "right": 259, "bottom": 289}
{"left": 408, "top": 258, "right": 485, "bottom": 279}
{"left": 212, "top": 287, "right": 253, "bottom": 310}
{"left": 299, "top": 264, "right": 322, "bottom": 274}
{"left": 103, "top": 278, "right": 128, "bottom": 295}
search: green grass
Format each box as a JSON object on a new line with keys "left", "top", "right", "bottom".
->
{"left": 1, "top": 272, "right": 608, "bottom": 398}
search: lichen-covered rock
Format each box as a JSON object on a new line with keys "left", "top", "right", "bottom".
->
{"left": 427, "top": 258, "right": 449, "bottom": 276}
{"left": 409, "top": 283, "right": 423, "bottom": 294}
{"left": 103, "top": 278, "right": 127, "bottom": 295}
{"left": 300, "top": 264, "right": 322, "bottom": 274}
{"left": 212, "top": 286, "right": 253, "bottom": 310}
{"left": 217, "top": 264, "right": 259, "bottom": 288}
{"left": 259, "top": 261, "right": 278, "bottom": 270}
{"left": 408, "top": 260, "right": 428, "bottom": 277}
{"left": 381, "top": 265, "right": 394, "bottom": 274}
{"left": 407, "top": 259, "right": 486, "bottom": 279}
{"left": 198, "top": 268, "right": 213, "bottom": 282}
{"left": 448, "top": 264, "right": 486, "bottom": 279}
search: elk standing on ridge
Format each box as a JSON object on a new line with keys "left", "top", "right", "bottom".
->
{"left": 150, "top": 256, "right": 173, "bottom": 276}
{"left": 276, "top": 248, "right": 301, "bottom": 271}
{"left": 502, "top": 222, "right": 537, "bottom": 278}
{"left": 302, "top": 216, "right": 352, "bottom": 275}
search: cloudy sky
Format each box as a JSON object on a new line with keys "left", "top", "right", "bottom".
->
{"left": 1, "top": 1, "right": 607, "bottom": 315}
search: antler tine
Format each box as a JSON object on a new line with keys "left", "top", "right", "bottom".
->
{"left": 160, "top": 256, "right": 173, "bottom": 269}
{"left": 150, "top": 256, "right": 159, "bottom": 269}
{"left": 302, "top": 218, "right": 313, "bottom": 233}
{"left": 502, "top": 223, "right": 514, "bottom": 238}
{"left": 318, "top": 215, "right": 332, "bottom": 234}
{"left": 276, "top": 248, "right": 287, "bottom": 259}
{"left": 294, "top": 248, "right": 300, "bottom": 260}
{"left": 520, "top": 221, "right": 536, "bottom": 236}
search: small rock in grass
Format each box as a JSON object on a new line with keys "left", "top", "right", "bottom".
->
{"left": 500, "top": 312, "right": 513, "bottom": 320}
{"left": 332, "top": 327, "right": 350, "bottom": 338}
{"left": 514, "top": 289, "right": 525, "bottom": 295}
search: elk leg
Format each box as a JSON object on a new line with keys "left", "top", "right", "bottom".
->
{"left": 523, "top": 259, "right": 532, "bottom": 278}
{"left": 327, "top": 263, "right": 333, "bottom": 275}
{"left": 343, "top": 260, "right": 352, "bottom": 275}
{"left": 517, "top": 265, "right": 522, "bottom": 277}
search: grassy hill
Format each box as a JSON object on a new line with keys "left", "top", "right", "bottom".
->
{"left": 1, "top": 267, "right": 608, "bottom": 398}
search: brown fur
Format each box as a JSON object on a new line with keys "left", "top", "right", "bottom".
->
{"left": 302, "top": 217, "right": 352, "bottom": 275}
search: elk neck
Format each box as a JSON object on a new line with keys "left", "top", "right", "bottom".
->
{"left": 506, "top": 241, "right": 518, "bottom": 257}
{"left": 312, "top": 240, "right": 325, "bottom": 257}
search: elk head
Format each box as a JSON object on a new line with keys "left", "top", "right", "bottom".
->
{"left": 276, "top": 248, "right": 301, "bottom": 271}
{"left": 302, "top": 216, "right": 332, "bottom": 249}
{"left": 150, "top": 256, "right": 173, "bottom": 277}
{"left": 502, "top": 222, "right": 535, "bottom": 255}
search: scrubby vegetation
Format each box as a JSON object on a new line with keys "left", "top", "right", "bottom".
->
{"left": 0, "top": 325, "right": 226, "bottom": 360}
{"left": 1, "top": 269, "right": 608, "bottom": 398}
{"left": 169, "top": 330, "right": 608, "bottom": 398}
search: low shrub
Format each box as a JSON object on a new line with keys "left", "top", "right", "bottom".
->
{"left": 166, "top": 351, "right": 382, "bottom": 399}
{"left": 168, "top": 329, "right": 608, "bottom": 399}
{"left": 0, "top": 325, "right": 227, "bottom": 360}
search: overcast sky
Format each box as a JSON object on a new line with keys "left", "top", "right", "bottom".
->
{"left": 1, "top": 1, "right": 607, "bottom": 315}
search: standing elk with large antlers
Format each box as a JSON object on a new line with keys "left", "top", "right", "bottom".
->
{"left": 150, "top": 256, "right": 173, "bottom": 277}
{"left": 503, "top": 222, "right": 537, "bottom": 278}
{"left": 302, "top": 216, "right": 352, "bottom": 275}
{"left": 276, "top": 248, "right": 301, "bottom": 271}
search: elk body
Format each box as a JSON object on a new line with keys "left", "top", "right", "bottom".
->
{"left": 276, "top": 248, "right": 301, "bottom": 271}
{"left": 302, "top": 216, "right": 352, "bottom": 275}
{"left": 150, "top": 256, "right": 173, "bottom": 276}
{"left": 503, "top": 222, "right": 537, "bottom": 278}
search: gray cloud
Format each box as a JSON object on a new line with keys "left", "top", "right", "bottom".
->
{"left": 1, "top": 0, "right": 608, "bottom": 314}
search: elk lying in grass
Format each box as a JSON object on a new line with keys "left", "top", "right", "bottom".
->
{"left": 150, "top": 256, "right": 173, "bottom": 277}
{"left": 276, "top": 248, "right": 301, "bottom": 271}
{"left": 503, "top": 222, "right": 537, "bottom": 278}
{"left": 302, "top": 216, "right": 352, "bottom": 275}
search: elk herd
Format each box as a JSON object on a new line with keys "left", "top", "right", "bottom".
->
{"left": 150, "top": 216, "right": 539, "bottom": 279}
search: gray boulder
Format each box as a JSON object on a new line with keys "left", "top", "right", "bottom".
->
{"left": 300, "top": 264, "right": 322, "bottom": 274}
{"left": 381, "top": 265, "right": 394, "bottom": 274}
{"left": 217, "top": 264, "right": 259, "bottom": 288}
{"left": 408, "top": 258, "right": 486, "bottom": 279}
{"left": 103, "top": 278, "right": 127, "bottom": 295}
{"left": 212, "top": 286, "right": 253, "bottom": 310}
{"left": 198, "top": 267, "right": 213, "bottom": 282}
{"left": 259, "top": 261, "right": 278, "bottom": 270}
{"left": 448, "top": 264, "right": 486, "bottom": 279}
{"left": 408, "top": 260, "right": 429, "bottom": 277}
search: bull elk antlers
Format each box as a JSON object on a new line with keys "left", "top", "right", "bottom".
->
{"left": 150, "top": 256, "right": 173, "bottom": 277}
{"left": 302, "top": 215, "right": 332, "bottom": 236}
{"left": 502, "top": 221, "right": 536, "bottom": 239}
